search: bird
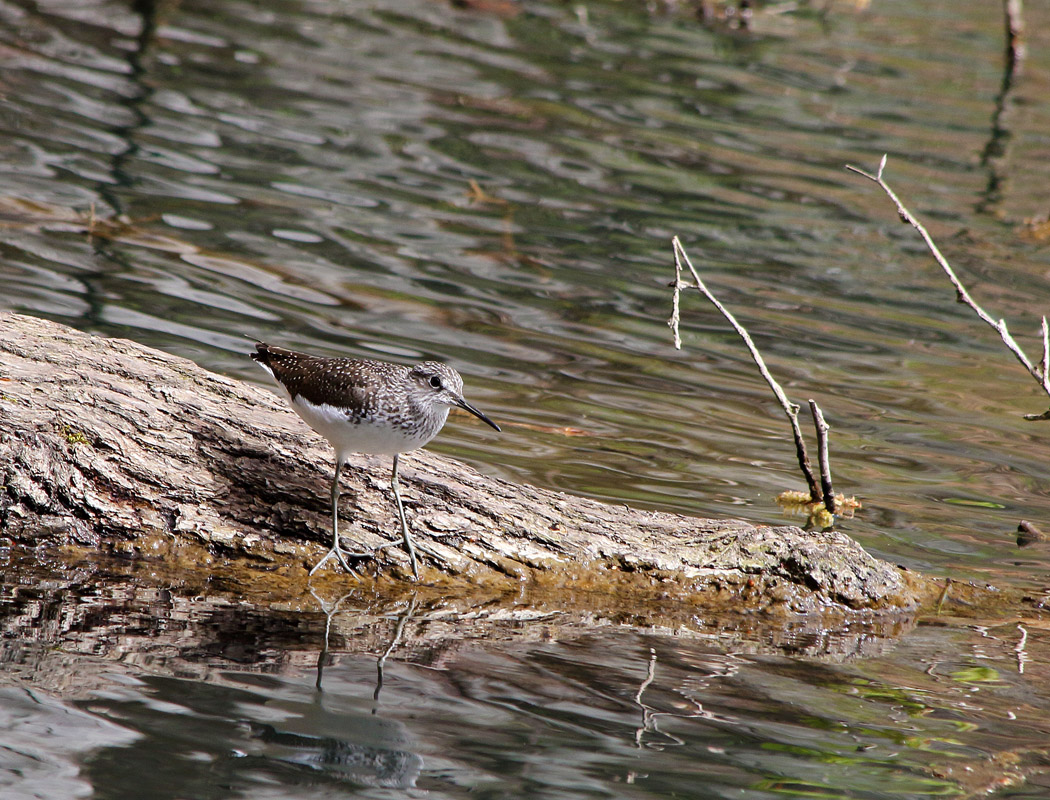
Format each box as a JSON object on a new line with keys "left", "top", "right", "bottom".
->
{"left": 251, "top": 343, "right": 500, "bottom": 579}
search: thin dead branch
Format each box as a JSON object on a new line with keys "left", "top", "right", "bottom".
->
{"left": 1004, "top": 0, "right": 1026, "bottom": 80}
{"left": 669, "top": 236, "right": 822, "bottom": 503}
{"left": 847, "top": 155, "right": 1050, "bottom": 421}
{"left": 809, "top": 400, "right": 836, "bottom": 515}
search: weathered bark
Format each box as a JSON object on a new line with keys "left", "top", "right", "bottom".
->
{"left": 1, "top": 313, "right": 933, "bottom": 612}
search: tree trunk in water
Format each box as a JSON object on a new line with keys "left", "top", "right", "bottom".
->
{"left": 1, "top": 313, "right": 936, "bottom": 613}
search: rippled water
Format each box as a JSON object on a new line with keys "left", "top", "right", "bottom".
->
{"left": 3, "top": 568, "right": 1050, "bottom": 799}
{"left": 3, "top": 0, "right": 1050, "bottom": 582}
{"left": 2, "top": 0, "right": 1050, "bottom": 795}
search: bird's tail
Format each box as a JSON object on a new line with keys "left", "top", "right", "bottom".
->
{"left": 250, "top": 341, "right": 273, "bottom": 369}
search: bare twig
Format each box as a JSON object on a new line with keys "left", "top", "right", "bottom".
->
{"left": 670, "top": 236, "right": 821, "bottom": 501}
{"left": 669, "top": 256, "right": 683, "bottom": 350}
{"left": 1016, "top": 623, "right": 1028, "bottom": 675}
{"left": 1040, "top": 315, "right": 1049, "bottom": 394}
{"left": 847, "top": 155, "right": 1050, "bottom": 420}
{"left": 1004, "top": 0, "right": 1026, "bottom": 80}
{"left": 808, "top": 400, "right": 836, "bottom": 515}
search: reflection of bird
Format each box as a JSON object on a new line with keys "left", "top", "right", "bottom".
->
{"left": 248, "top": 723, "right": 422, "bottom": 788}
{"left": 251, "top": 343, "right": 500, "bottom": 578}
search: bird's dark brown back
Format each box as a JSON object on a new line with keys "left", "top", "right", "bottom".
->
{"left": 251, "top": 342, "right": 408, "bottom": 414}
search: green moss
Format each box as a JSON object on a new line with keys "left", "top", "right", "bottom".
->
{"left": 62, "top": 425, "right": 90, "bottom": 446}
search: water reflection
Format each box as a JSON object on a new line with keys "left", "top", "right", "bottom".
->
{"left": 1, "top": 565, "right": 1050, "bottom": 796}
{"left": 2, "top": 0, "right": 1049, "bottom": 589}
{"left": 245, "top": 589, "right": 425, "bottom": 789}
{"left": 371, "top": 594, "right": 418, "bottom": 707}
{"left": 247, "top": 721, "right": 422, "bottom": 789}
{"left": 632, "top": 645, "right": 743, "bottom": 752}
{"left": 311, "top": 587, "right": 354, "bottom": 692}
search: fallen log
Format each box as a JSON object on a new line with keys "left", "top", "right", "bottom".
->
{"left": 1, "top": 313, "right": 935, "bottom": 613}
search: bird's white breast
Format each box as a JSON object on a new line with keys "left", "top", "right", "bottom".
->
{"left": 291, "top": 395, "right": 445, "bottom": 461}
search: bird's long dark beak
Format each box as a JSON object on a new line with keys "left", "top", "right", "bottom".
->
{"left": 455, "top": 397, "right": 501, "bottom": 432}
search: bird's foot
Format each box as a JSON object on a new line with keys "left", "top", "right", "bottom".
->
{"left": 307, "top": 539, "right": 410, "bottom": 577}
{"left": 308, "top": 543, "right": 357, "bottom": 576}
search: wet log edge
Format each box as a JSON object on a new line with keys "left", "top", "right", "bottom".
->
{"left": 0, "top": 313, "right": 971, "bottom": 616}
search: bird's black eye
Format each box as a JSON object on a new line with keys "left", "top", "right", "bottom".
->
{"left": 429, "top": 375, "right": 443, "bottom": 389}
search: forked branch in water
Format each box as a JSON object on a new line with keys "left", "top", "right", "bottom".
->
{"left": 669, "top": 237, "right": 846, "bottom": 517}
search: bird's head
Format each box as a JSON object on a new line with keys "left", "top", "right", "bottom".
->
{"left": 408, "top": 362, "right": 500, "bottom": 432}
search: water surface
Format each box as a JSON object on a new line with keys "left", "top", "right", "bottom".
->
{"left": 3, "top": 565, "right": 1049, "bottom": 799}
{"left": 2, "top": 0, "right": 1050, "bottom": 795}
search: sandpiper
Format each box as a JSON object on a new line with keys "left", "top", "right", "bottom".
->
{"left": 251, "top": 343, "right": 500, "bottom": 579}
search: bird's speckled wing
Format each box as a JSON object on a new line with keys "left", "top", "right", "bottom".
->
{"left": 251, "top": 343, "right": 408, "bottom": 418}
